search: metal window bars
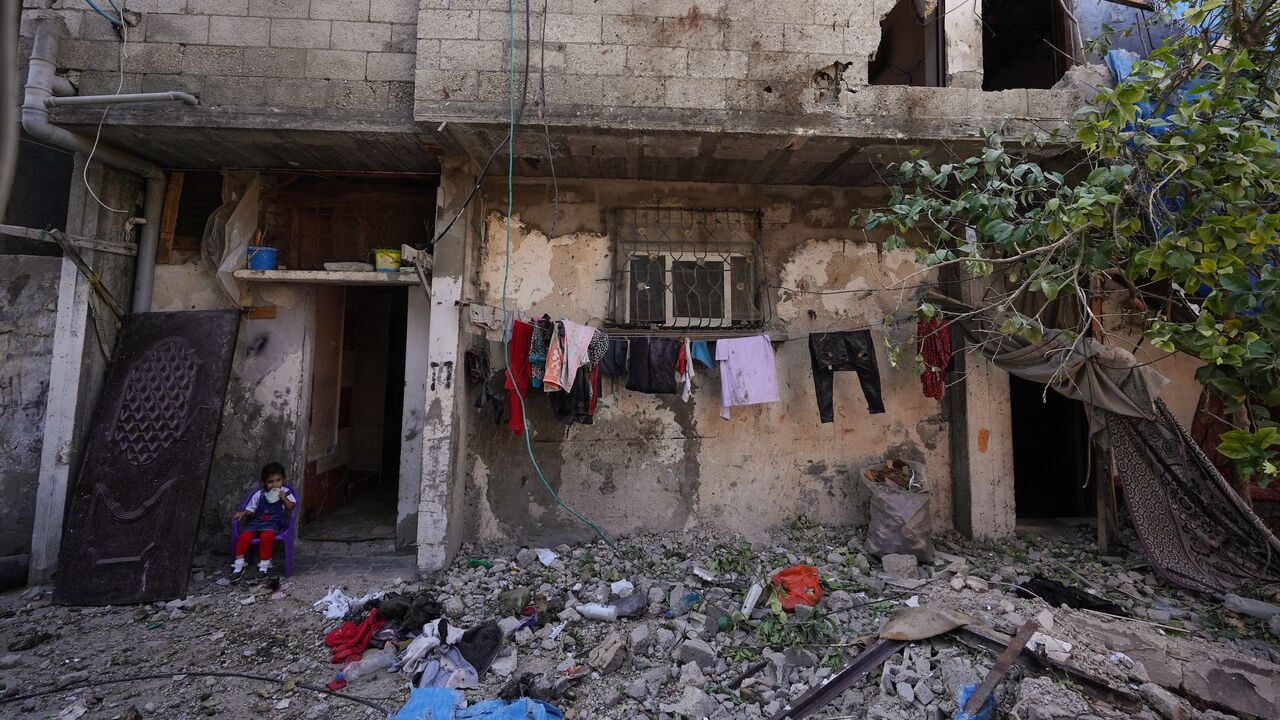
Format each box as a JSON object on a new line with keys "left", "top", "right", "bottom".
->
{"left": 608, "top": 208, "right": 768, "bottom": 330}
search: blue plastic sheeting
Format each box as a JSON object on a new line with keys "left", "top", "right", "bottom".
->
{"left": 391, "top": 688, "right": 564, "bottom": 720}
{"left": 953, "top": 684, "right": 995, "bottom": 720}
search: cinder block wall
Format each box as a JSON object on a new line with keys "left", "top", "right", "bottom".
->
{"left": 412, "top": 0, "right": 984, "bottom": 117}
{"left": 21, "top": 0, "right": 419, "bottom": 112}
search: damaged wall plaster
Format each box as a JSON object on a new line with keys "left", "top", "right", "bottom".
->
{"left": 153, "top": 265, "right": 312, "bottom": 550}
{"left": 0, "top": 257, "right": 60, "bottom": 558}
{"left": 461, "top": 177, "right": 951, "bottom": 546}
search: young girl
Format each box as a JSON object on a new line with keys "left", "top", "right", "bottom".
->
{"left": 230, "top": 462, "right": 297, "bottom": 582}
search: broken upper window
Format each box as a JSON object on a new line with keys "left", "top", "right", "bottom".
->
{"left": 869, "top": 0, "right": 946, "bottom": 87}
{"left": 982, "top": 0, "right": 1074, "bottom": 90}
{"left": 609, "top": 208, "right": 767, "bottom": 330}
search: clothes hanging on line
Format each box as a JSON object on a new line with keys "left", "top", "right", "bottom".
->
{"left": 690, "top": 340, "right": 715, "bottom": 371}
{"left": 600, "top": 338, "right": 628, "bottom": 376}
{"left": 917, "top": 317, "right": 951, "bottom": 400}
{"left": 543, "top": 319, "right": 599, "bottom": 393}
{"left": 548, "top": 365, "right": 601, "bottom": 425}
{"left": 527, "top": 315, "right": 553, "bottom": 389}
{"left": 676, "top": 338, "right": 695, "bottom": 402}
{"left": 503, "top": 320, "right": 535, "bottom": 435}
{"left": 715, "top": 335, "right": 780, "bottom": 419}
{"left": 808, "top": 330, "right": 885, "bottom": 423}
{"left": 625, "top": 337, "right": 681, "bottom": 394}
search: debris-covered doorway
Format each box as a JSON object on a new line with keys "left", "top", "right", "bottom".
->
{"left": 301, "top": 285, "right": 408, "bottom": 545}
{"left": 1010, "top": 375, "right": 1094, "bottom": 519}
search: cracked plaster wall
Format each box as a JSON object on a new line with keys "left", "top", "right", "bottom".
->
{"left": 461, "top": 177, "right": 951, "bottom": 547}
{"left": 0, "top": 257, "right": 61, "bottom": 558}
{"left": 153, "top": 264, "right": 311, "bottom": 552}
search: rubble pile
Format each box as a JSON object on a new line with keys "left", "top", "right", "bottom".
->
{"left": 1, "top": 523, "right": 1278, "bottom": 719}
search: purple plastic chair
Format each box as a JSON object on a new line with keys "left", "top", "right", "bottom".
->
{"left": 229, "top": 486, "right": 301, "bottom": 577}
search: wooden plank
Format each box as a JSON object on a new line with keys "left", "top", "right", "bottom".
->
{"left": 963, "top": 620, "right": 1039, "bottom": 715}
{"left": 156, "top": 172, "right": 185, "bottom": 265}
{"left": 242, "top": 306, "right": 277, "bottom": 319}
{"left": 233, "top": 269, "right": 422, "bottom": 286}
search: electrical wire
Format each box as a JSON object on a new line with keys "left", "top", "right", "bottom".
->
{"left": 82, "top": 0, "right": 122, "bottom": 27}
{"left": 0, "top": 670, "right": 390, "bottom": 714}
{"left": 499, "top": 0, "right": 626, "bottom": 559}
{"left": 81, "top": 20, "right": 129, "bottom": 214}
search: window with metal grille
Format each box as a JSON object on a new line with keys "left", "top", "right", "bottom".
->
{"left": 609, "top": 208, "right": 767, "bottom": 329}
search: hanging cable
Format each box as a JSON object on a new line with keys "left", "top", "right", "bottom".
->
{"left": 81, "top": 20, "right": 130, "bottom": 213}
{"left": 82, "top": 0, "right": 122, "bottom": 26}
{"left": 498, "top": 0, "right": 626, "bottom": 558}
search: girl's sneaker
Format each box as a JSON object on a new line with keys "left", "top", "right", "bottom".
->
{"left": 230, "top": 567, "right": 245, "bottom": 584}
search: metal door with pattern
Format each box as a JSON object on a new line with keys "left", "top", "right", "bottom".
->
{"left": 53, "top": 310, "right": 239, "bottom": 605}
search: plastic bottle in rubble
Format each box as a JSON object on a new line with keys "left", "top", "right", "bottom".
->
{"left": 666, "top": 592, "right": 701, "bottom": 618}
{"left": 340, "top": 643, "right": 397, "bottom": 683}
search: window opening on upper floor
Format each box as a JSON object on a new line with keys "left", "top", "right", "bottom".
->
{"left": 982, "top": 0, "right": 1074, "bottom": 90}
{"left": 869, "top": 0, "right": 947, "bottom": 87}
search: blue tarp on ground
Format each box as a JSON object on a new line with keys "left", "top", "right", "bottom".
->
{"left": 391, "top": 688, "right": 564, "bottom": 720}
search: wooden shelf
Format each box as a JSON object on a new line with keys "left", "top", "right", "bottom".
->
{"left": 233, "top": 269, "right": 422, "bottom": 286}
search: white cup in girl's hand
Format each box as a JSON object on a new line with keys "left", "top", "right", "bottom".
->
{"left": 265, "top": 489, "right": 281, "bottom": 503}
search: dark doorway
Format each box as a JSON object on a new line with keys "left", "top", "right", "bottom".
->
{"left": 1011, "top": 376, "right": 1093, "bottom": 518}
{"left": 982, "top": 0, "right": 1073, "bottom": 90}
{"left": 870, "top": 0, "right": 946, "bottom": 87}
{"left": 301, "top": 285, "right": 407, "bottom": 542}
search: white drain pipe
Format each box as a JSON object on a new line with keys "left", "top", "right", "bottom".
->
{"left": 21, "top": 12, "right": 180, "bottom": 313}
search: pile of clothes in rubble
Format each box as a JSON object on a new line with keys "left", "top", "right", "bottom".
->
{"left": 318, "top": 588, "right": 503, "bottom": 692}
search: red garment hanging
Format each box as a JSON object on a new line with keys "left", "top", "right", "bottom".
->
{"left": 918, "top": 317, "right": 951, "bottom": 400}
{"left": 504, "top": 321, "right": 535, "bottom": 435}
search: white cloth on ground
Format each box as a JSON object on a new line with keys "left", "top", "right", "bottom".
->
{"left": 400, "top": 618, "right": 479, "bottom": 690}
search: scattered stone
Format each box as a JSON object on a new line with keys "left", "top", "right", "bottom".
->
{"left": 1224, "top": 594, "right": 1280, "bottom": 621}
{"left": 826, "top": 590, "right": 855, "bottom": 612}
{"left": 629, "top": 623, "right": 651, "bottom": 653}
{"left": 660, "top": 686, "right": 717, "bottom": 718}
{"left": 1035, "top": 609, "right": 1054, "bottom": 631}
{"left": 950, "top": 575, "right": 966, "bottom": 591}
{"left": 965, "top": 576, "right": 989, "bottom": 592}
{"left": 896, "top": 680, "right": 915, "bottom": 703}
{"left": 587, "top": 632, "right": 627, "bottom": 675}
{"left": 881, "top": 554, "right": 918, "bottom": 578}
{"left": 623, "top": 678, "right": 647, "bottom": 700}
{"left": 914, "top": 680, "right": 934, "bottom": 705}
{"left": 1014, "top": 676, "right": 1090, "bottom": 720}
{"left": 0, "top": 654, "right": 20, "bottom": 670}
{"left": 678, "top": 638, "right": 716, "bottom": 669}
{"left": 677, "top": 660, "right": 706, "bottom": 688}
{"left": 1139, "top": 682, "right": 1191, "bottom": 720}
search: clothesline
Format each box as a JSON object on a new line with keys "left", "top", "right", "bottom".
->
{"left": 464, "top": 299, "right": 922, "bottom": 341}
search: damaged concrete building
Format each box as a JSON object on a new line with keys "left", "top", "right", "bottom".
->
{"left": 5, "top": 0, "right": 1211, "bottom": 586}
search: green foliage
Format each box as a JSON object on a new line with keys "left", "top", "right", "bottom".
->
{"left": 863, "top": 0, "right": 1280, "bottom": 486}
{"left": 711, "top": 541, "right": 757, "bottom": 576}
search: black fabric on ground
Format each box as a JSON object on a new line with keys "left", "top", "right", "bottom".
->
{"left": 373, "top": 591, "right": 444, "bottom": 635}
{"left": 626, "top": 337, "right": 679, "bottom": 394}
{"left": 1015, "top": 576, "right": 1128, "bottom": 616}
{"left": 458, "top": 621, "right": 504, "bottom": 676}
{"left": 1107, "top": 399, "right": 1280, "bottom": 594}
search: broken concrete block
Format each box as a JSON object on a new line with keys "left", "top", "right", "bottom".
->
{"left": 881, "top": 554, "right": 918, "bottom": 578}
{"left": 1181, "top": 655, "right": 1277, "bottom": 719}
{"left": 587, "top": 631, "right": 627, "bottom": 674}
{"left": 1223, "top": 593, "right": 1280, "bottom": 621}
{"left": 1139, "top": 682, "right": 1191, "bottom": 720}
{"left": 659, "top": 686, "right": 717, "bottom": 718}
{"left": 677, "top": 638, "right": 716, "bottom": 669}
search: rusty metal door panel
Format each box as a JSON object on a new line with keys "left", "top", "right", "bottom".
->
{"left": 53, "top": 310, "right": 239, "bottom": 606}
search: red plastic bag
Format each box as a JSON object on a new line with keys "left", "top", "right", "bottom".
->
{"left": 770, "top": 564, "right": 823, "bottom": 611}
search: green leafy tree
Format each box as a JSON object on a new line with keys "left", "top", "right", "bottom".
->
{"left": 864, "top": 0, "right": 1280, "bottom": 484}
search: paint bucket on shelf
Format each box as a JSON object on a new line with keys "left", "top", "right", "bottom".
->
{"left": 246, "top": 246, "right": 277, "bottom": 270}
{"left": 373, "top": 248, "right": 402, "bottom": 272}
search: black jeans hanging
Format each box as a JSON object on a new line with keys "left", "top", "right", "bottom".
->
{"left": 809, "top": 330, "right": 886, "bottom": 423}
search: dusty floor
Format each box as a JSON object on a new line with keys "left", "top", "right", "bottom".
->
{"left": 1, "top": 523, "right": 1278, "bottom": 720}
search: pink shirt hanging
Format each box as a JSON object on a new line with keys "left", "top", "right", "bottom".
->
{"left": 715, "top": 335, "right": 780, "bottom": 419}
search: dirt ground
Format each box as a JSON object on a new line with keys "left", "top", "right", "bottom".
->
{"left": 1, "top": 522, "right": 1278, "bottom": 720}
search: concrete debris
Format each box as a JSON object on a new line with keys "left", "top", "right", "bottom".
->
{"left": 881, "top": 553, "right": 918, "bottom": 578}
{"left": 3, "top": 526, "right": 1279, "bottom": 719}
{"left": 1223, "top": 593, "right": 1280, "bottom": 621}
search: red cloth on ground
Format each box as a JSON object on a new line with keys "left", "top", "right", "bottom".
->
{"left": 917, "top": 317, "right": 951, "bottom": 400}
{"left": 234, "top": 530, "right": 275, "bottom": 560}
{"left": 325, "top": 608, "right": 384, "bottom": 664}
{"left": 504, "top": 321, "right": 535, "bottom": 435}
